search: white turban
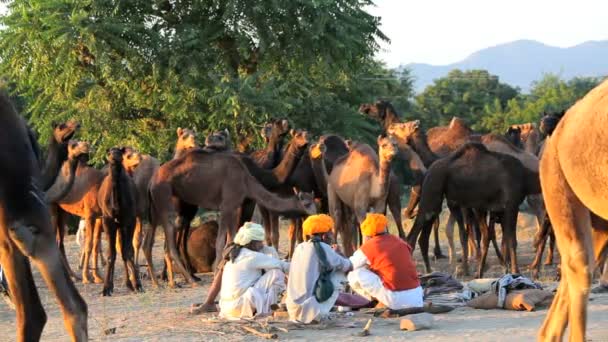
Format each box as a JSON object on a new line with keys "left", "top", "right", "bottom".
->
{"left": 234, "top": 222, "right": 265, "bottom": 246}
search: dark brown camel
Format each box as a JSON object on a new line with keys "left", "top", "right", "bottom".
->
{"left": 360, "top": 100, "right": 446, "bottom": 258}
{"left": 121, "top": 147, "right": 160, "bottom": 267}
{"left": 0, "top": 94, "right": 87, "bottom": 341}
{"left": 408, "top": 143, "right": 541, "bottom": 278}
{"left": 97, "top": 147, "right": 142, "bottom": 296}
{"left": 537, "top": 80, "right": 608, "bottom": 341}
{"left": 506, "top": 123, "right": 541, "bottom": 155}
{"left": 312, "top": 135, "right": 399, "bottom": 256}
{"left": 40, "top": 120, "right": 80, "bottom": 191}
{"left": 146, "top": 149, "right": 309, "bottom": 288}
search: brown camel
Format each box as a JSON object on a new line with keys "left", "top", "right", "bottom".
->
{"left": 359, "top": 100, "right": 445, "bottom": 258}
{"left": 312, "top": 135, "right": 398, "bottom": 256}
{"left": 97, "top": 147, "right": 142, "bottom": 296}
{"left": 0, "top": 94, "right": 87, "bottom": 341}
{"left": 121, "top": 147, "right": 160, "bottom": 267}
{"left": 57, "top": 143, "right": 106, "bottom": 284}
{"left": 408, "top": 142, "right": 541, "bottom": 278}
{"left": 506, "top": 123, "right": 541, "bottom": 155}
{"left": 40, "top": 120, "right": 80, "bottom": 191}
{"left": 538, "top": 80, "right": 608, "bottom": 341}
{"left": 146, "top": 149, "right": 309, "bottom": 287}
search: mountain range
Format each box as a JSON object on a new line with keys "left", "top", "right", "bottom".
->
{"left": 399, "top": 39, "right": 608, "bottom": 93}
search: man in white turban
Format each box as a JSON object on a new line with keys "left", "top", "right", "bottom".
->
{"left": 218, "top": 222, "right": 289, "bottom": 319}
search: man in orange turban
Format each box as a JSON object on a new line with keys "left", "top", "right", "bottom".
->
{"left": 286, "top": 214, "right": 353, "bottom": 323}
{"left": 348, "top": 213, "right": 423, "bottom": 310}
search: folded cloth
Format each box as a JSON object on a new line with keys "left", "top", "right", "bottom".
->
{"left": 424, "top": 292, "right": 470, "bottom": 307}
{"left": 335, "top": 292, "right": 373, "bottom": 309}
{"left": 491, "top": 274, "right": 542, "bottom": 308}
{"left": 467, "top": 278, "right": 498, "bottom": 294}
{"left": 419, "top": 272, "right": 463, "bottom": 298}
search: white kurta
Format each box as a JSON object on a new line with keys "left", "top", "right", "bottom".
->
{"left": 286, "top": 241, "right": 352, "bottom": 324}
{"left": 348, "top": 250, "right": 423, "bottom": 309}
{"left": 219, "top": 247, "right": 288, "bottom": 319}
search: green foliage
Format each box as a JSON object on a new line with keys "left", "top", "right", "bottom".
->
{"left": 0, "top": 0, "right": 393, "bottom": 164}
{"left": 478, "top": 74, "right": 602, "bottom": 132}
{"left": 414, "top": 69, "right": 519, "bottom": 130}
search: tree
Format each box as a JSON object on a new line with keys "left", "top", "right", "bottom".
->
{"left": 0, "top": 0, "right": 390, "bottom": 163}
{"left": 478, "top": 73, "right": 602, "bottom": 132}
{"left": 414, "top": 69, "right": 519, "bottom": 130}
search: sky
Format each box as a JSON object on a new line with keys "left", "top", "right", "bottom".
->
{"left": 366, "top": 0, "right": 608, "bottom": 67}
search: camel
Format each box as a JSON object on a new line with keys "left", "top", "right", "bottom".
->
{"left": 40, "top": 120, "right": 80, "bottom": 191}
{"left": 506, "top": 123, "right": 541, "bottom": 155}
{"left": 537, "top": 80, "right": 608, "bottom": 341}
{"left": 408, "top": 142, "right": 541, "bottom": 278}
{"left": 311, "top": 135, "right": 399, "bottom": 256}
{"left": 57, "top": 143, "right": 107, "bottom": 284}
{"left": 360, "top": 100, "right": 446, "bottom": 258}
{"left": 0, "top": 94, "right": 87, "bottom": 341}
{"left": 203, "top": 129, "right": 232, "bottom": 152}
{"left": 97, "top": 147, "right": 142, "bottom": 296}
{"left": 121, "top": 147, "right": 160, "bottom": 266}
{"left": 146, "top": 149, "right": 310, "bottom": 288}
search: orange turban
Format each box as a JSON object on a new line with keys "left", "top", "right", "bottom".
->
{"left": 302, "top": 214, "right": 334, "bottom": 240}
{"left": 360, "top": 213, "right": 388, "bottom": 237}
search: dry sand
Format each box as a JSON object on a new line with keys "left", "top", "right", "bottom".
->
{"left": 1, "top": 212, "right": 608, "bottom": 341}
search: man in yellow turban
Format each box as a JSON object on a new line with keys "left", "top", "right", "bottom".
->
{"left": 206, "top": 222, "right": 289, "bottom": 319}
{"left": 348, "top": 213, "right": 423, "bottom": 310}
{"left": 286, "top": 214, "right": 353, "bottom": 323}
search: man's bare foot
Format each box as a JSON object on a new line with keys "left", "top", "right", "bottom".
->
{"left": 190, "top": 303, "right": 218, "bottom": 315}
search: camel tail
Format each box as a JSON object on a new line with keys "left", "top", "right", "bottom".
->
{"left": 244, "top": 170, "right": 304, "bottom": 217}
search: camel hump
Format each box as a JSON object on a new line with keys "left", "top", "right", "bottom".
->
{"left": 554, "top": 79, "right": 608, "bottom": 215}
{"left": 448, "top": 142, "right": 487, "bottom": 161}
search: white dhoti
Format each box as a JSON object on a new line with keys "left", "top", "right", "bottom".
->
{"left": 219, "top": 269, "right": 286, "bottom": 320}
{"left": 347, "top": 268, "right": 423, "bottom": 309}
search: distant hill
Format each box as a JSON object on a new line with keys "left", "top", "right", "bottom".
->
{"left": 400, "top": 39, "right": 608, "bottom": 93}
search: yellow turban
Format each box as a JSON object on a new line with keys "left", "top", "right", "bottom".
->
{"left": 302, "top": 214, "right": 334, "bottom": 240}
{"left": 360, "top": 213, "right": 388, "bottom": 237}
{"left": 234, "top": 222, "right": 265, "bottom": 246}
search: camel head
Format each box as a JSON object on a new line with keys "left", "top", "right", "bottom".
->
{"left": 377, "top": 134, "right": 398, "bottom": 161}
{"left": 261, "top": 118, "right": 290, "bottom": 143}
{"left": 295, "top": 190, "right": 317, "bottom": 216}
{"left": 52, "top": 120, "right": 80, "bottom": 144}
{"left": 121, "top": 146, "right": 143, "bottom": 170}
{"left": 540, "top": 111, "right": 565, "bottom": 136}
{"left": 204, "top": 129, "right": 231, "bottom": 151}
{"left": 358, "top": 100, "right": 395, "bottom": 120}
{"left": 505, "top": 126, "right": 522, "bottom": 148}
{"left": 67, "top": 140, "right": 90, "bottom": 160}
{"left": 106, "top": 147, "right": 124, "bottom": 165}
{"left": 289, "top": 129, "right": 309, "bottom": 149}
{"left": 176, "top": 127, "right": 198, "bottom": 150}
{"left": 386, "top": 120, "right": 420, "bottom": 146}
{"left": 308, "top": 141, "right": 326, "bottom": 160}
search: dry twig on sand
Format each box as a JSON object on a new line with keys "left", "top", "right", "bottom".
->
{"left": 242, "top": 326, "right": 278, "bottom": 339}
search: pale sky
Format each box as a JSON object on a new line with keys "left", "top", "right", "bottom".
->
{"left": 367, "top": 0, "right": 608, "bottom": 67}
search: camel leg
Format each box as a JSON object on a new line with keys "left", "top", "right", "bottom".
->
{"left": 288, "top": 219, "right": 297, "bottom": 259}
{"left": 102, "top": 217, "right": 118, "bottom": 296}
{"left": 133, "top": 218, "right": 142, "bottom": 268}
{"left": 270, "top": 213, "right": 280, "bottom": 251}
{"left": 488, "top": 213, "right": 504, "bottom": 264}
{"left": 530, "top": 217, "right": 551, "bottom": 278}
{"left": 165, "top": 214, "right": 196, "bottom": 286}
{"left": 418, "top": 217, "right": 434, "bottom": 274}
{"left": 119, "top": 218, "right": 142, "bottom": 293}
{"left": 177, "top": 205, "right": 200, "bottom": 281}
{"left": 432, "top": 219, "right": 445, "bottom": 259}
{"left": 539, "top": 140, "right": 593, "bottom": 342}
{"left": 259, "top": 207, "right": 273, "bottom": 247}
{"left": 142, "top": 222, "right": 159, "bottom": 287}
{"left": 475, "top": 210, "right": 491, "bottom": 278}
{"left": 545, "top": 227, "right": 556, "bottom": 265}
{"left": 81, "top": 216, "right": 95, "bottom": 284}
{"left": 387, "top": 184, "right": 406, "bottom": 240}
{"left": 54, "top": 209, "right": 80, "bottom": 281}
{"left": 0, "top": 242, "right": 47, "bottom": 341}
{"left": 502, "top": 208, "right": 520, "bottom": 275}
{"left": 444, "top": 213, "right": 456, "bottom": 265}
{"left": 214, "top": 210, "right": 238, "bottom": 272}
{"left": 91, "top": 219, "right": 104, "bottom": 283}
{"left": 539, "top": 276, "right": 569, "bottom": 341}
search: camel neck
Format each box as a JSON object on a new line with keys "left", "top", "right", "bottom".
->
{"left": 272, "top": 140, "right": 304, "bottom": 184}
{"left": 382, "top": 112, "right": 401, "bottom": 132}
{"left": 410, "top": 132, "right": 438, "bottom": 167}
{"left": 524, "top": 131, "right": 540, "bottom": 155}
{"left": 310, "top": 153, "right": 329, "bottom": 198}
{"left": 375, "top": 155, "right": 393, "bottom": 197}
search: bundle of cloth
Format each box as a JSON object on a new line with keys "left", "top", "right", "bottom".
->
{"left": 419, "top": 272, "right": 469, "bottom": 307}
{"left": 467, "top": 274, "right": 554, "bottom": 311}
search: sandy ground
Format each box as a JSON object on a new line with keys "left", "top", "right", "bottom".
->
{"left": 2, "top": 212, "right": 608, "bottom": 342}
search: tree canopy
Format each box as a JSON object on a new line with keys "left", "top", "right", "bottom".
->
{"left": 0, "top": 0, "right": 394, "bottom": 162}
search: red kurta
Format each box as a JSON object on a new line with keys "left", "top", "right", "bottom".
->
{"left": 360, "top": 234, "right": 420, "bottom": 291}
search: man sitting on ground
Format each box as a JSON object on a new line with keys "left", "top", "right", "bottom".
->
{"left": 348, "top": 213, "right": 423, "bottom": 310}
{"left": 218, "top": 222, "right": 289, "bottom": 319}
{"left": 286, "top": 214, "right": 352, "bottom": 323}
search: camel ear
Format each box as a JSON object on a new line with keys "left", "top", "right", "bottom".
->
{"left": 177, "top": 127, "right": 183, "bottom": 136}
{"left": 281, "top": 119, "right": 289, "bottom": 131}
{"left": 290, "top": 128, "right": 296, "bottom": 137}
